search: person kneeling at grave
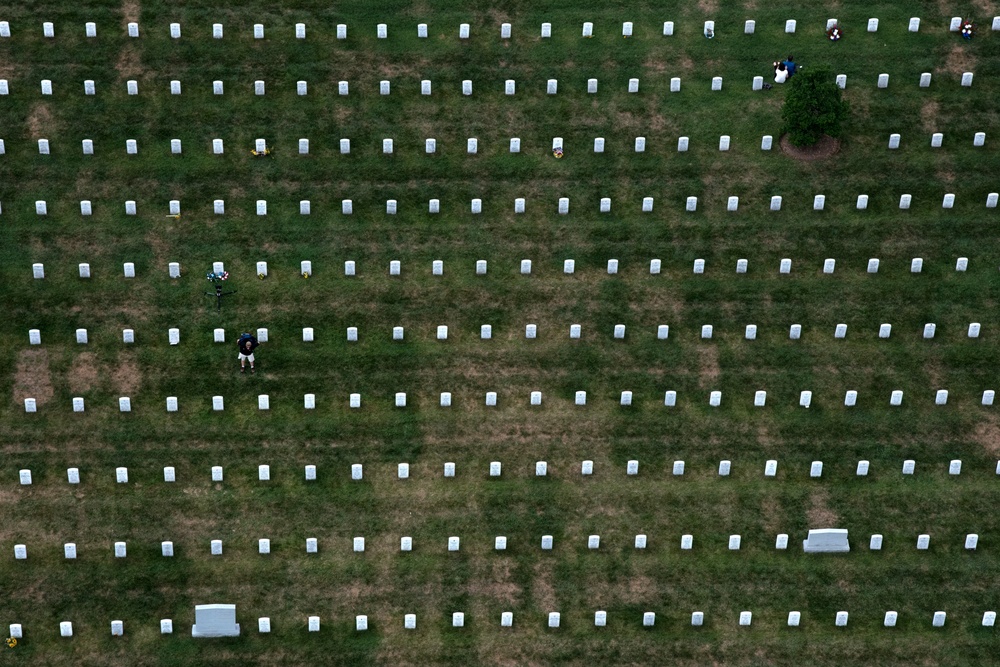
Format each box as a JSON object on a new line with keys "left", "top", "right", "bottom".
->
{"left": 237, "top": 332, "right": 260, "bottom": 374}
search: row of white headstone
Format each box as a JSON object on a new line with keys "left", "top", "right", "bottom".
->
{"left": 22, "top": 387, "right": 1000, "bottom": 415}
{"left": 15, "top": 456, "right": 996, "bottom": 487}
{"left": 8, "top": 16, "right": 999, "bottom": 40}
{"left": 14, "top": 131, "right": 988, "bottom": 159}
{"left": 5, "top": 530, "right": 982, "bottom": 562}
{"left": 21, "top": 192, "right": 1000, "bottom": 217}
{"left": 10, "top": 607, "right": 996, "bottom": 640}
{"left": 12, "top": 457, "right": 983, "bottom": 486}
{"left": 9, "top": 70, "right": 980, "bottom": 99}
{"left": 20, "top": 255, "right": 981, "bottom": 280}
{"left": 27, "top": 318, "right": 990, "bottom": 347}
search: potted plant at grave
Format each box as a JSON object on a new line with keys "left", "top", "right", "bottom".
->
{"left": 780, "top": 67, "right": 850, "bottom": 150}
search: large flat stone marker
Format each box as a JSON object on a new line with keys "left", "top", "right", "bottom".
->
{"left": 192, "top": 604, "right": 240, "bottom": 637}
{"left": 803, "top": 529, "right": 850, "bottom": 553}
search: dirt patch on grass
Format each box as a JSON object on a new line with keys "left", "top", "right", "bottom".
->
{"left": 26, "top": 103, "right": 56, "bottom": 139}
{"left": 110, "top": 352, "right": 141, "bottom": 395}
{"left": 120, "top": 0, "right": 140, "bottom": 25}
{"left": 696, "top": 345, "right": 720, "bottom": 389}
{"left": 68, "top": 352, "right": 100, "bottom": 393}
{"left": 115, "top": 43, "right": 145, "bottom": 80}
{"left": 531, "top": 562, "right": 557, "bottom": 609}
{"left": 698, "top": 0, "right": 719, "bottom": 13}
{"left": 972, "top": 416, "right": 1000, "bottom": 457}
{"left": 626, "top": 575, "right": 657, "bottom": 603}
{"left": 12, "top": 350, "right": 54, "bottom": 406}
{"left": 936, "top": 43, "right": 976, "bottom": 77}
{"left": 920, "top": 99, "right": 940, "bottom": 132}
{"left": 468, "top": 558, "right": 522, "bottom": 604}
{"left": 779, "top": 134, "right": 841, "bottom": 161}
{"left": 805, "top": 487, "right": 840, "bottom": 527}
{"left": 761, "top": 496, "right": 781, "bottom": 533}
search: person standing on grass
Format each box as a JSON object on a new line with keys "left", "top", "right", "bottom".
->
{"left": 237, "top": 331, "right": 259, "bottom": 374}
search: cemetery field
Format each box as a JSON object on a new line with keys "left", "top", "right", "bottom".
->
{"left": 4, "top": 0, "right": 1000, "bottom": 664}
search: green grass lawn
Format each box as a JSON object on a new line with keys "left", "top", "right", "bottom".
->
{"left": 3, "top": 1, "right": 1000, "bottom": 665}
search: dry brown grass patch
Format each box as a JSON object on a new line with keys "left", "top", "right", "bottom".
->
{"left": 115, "top": 44, "right": 145, "bottom": 80}
{"left": 26, "top": 103, "right": 56, "bottom": 139}
{"left": 805, "top": 487, "right": 840, "bottom": 527}
{"left": 120, "top": 0, "right": 140, "bottom": 25}
{"left": 68, "top": 352, "right": 100, "bottom": 393}
{"left": 13, "top": 349, "right": 54, "bottom": 406}
{"left": 936, "top": 44, "right": 976, "bottom": 77}
{"left": 696, "top": 344, "right": 720, "bottom": 388}
{"left": 531, "top": 561, "right": 557, "bottom": 609}
{"left": 698, "top": 0, "right": 719, "bottom": 13}
{"left": 971, "top": 416, "right": 1000, "bottom": 457}
{"left": 111, "top": 352, "right": 142, "bottom": 395}
{"left": 467, "top": 558, "right": 522, "bottom": 604}
{"left": 919, "top": 99, "right": 939, "bottom": 132}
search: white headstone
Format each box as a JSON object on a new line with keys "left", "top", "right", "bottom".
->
{"left": 192, "top": 605, "right": 241, "bottom": 638}
{"left": 803, "top": 529, "right": 850, "bottom": 553}
{"left": 984, "top": 390, "right": 996, "bottom": 406}
{"left": 305, "top": 464, "right": 316, "bottom": 479}
{"left": 917, "top": 534, "right": 930, "bottom": 550}
{"left": 902, "top": 460, "right": 915, "bottom": 474}
{"left": 709, "top": 391, "right": 721, "bottom": 407}
{"left": 765, "top": 460, "right": 778, "bottom": 477}
{"left": 627, "top": 460, "right": 638, "bottom": 476}
{"left": 60, "top": 622, "right": 72, "bottom": 637}
{"left": 353, "top": 537, "right": 365, "bottom": 552}
{"left": 740, "top": 611, "right": 753, "bottom": 626}
{"left": 306, "top": 538, "right": 317, "bottom": 553}
{"left": 975, "top": 132, "right": 986, "bottom": 147}
{"left": 163, "top": 467, "right": 175, "bottom": 482}
{"left": 490, "top": 461, "right": 501, "bottom": 476}
{"left": 969, "top": 322, "right": 981, "bottom": 338}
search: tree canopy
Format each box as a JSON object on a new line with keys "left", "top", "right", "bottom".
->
{"left": 781, "top": 67, "right": 850, "bottom": 147}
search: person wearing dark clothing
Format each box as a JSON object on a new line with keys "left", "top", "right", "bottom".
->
{"left": 783, "top": 55, "right": 797, "bottom": 77}
{"left": 237, "top": 333, "right": 259, "bottom": 373}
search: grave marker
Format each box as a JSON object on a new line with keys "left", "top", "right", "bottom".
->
{"left": 192, "top": 605, "right": 240, "bottom": 637}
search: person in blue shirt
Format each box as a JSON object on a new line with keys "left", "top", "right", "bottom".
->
{"left": 783, "top": 55, "right": 797, "bottom": 77}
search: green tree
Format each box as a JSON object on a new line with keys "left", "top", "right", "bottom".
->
{"left": 781, "top": 67, "right": 850, "bottom": 147}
